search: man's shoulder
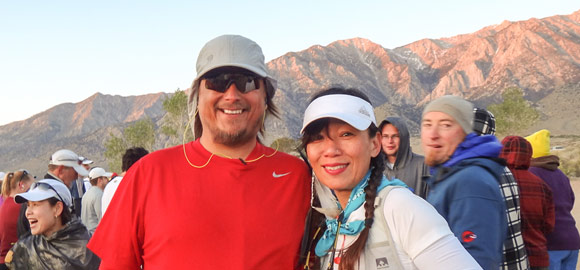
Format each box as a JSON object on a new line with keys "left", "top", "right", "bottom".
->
{"left": 410, "top": 152, "right": 425, "bottom": 160}
{"left": 124, "top": 145, "right": 182, "bottom": 173}
{"left": 104, "top": 177, "right": 123, "bottom": 191}
{"left": 454, "top": 157, "right": 503, "bottom": 177}
{"left": 83, "top": 187, "right": 101, "bottom": 200}
{"left": 141, "top": 145, "right": 181, "bottom": 162}
{"left": 441, "top": 159, "right": 504, "bottom": 197}
{"left": 434, "top": 158, "right": 501, "bottom": 188}
{"left": 270, "top": 150, "right": 304, "bottom": 163}
{"left": 258, "top": 148, "right": 310, "bottom": 181}
{"left": 265, "top": 148, "right": 308, "bottom": 167}
{"left": 408, "top": 153, "right": 426, "bottom": 166}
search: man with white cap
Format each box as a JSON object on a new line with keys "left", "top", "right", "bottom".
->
{"left": 89, "top": 35, "right": 311, "bottom": 269}
{"left": 421, "top": 95, "right": 508, "bottom": 269}
{"left": 17, "top": 149, "right": 89, "bottom": 237}
{"left": 47, "top": 149, "right": 90, "bottom": 218}
{"left": 81, "top": 167, "right": 111, "bottom": 235}
{"left": 46, "top": 149, "right": 89, "bottom": 188}
{"left": 79, "top": 156, "right": 94, "bottom": 192}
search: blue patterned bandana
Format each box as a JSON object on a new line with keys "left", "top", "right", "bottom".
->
{"left": 315, "top": 170, "right": 406, "bottom": 256}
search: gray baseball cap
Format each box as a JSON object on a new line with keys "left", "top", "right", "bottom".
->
{"left": 195, "top": 35, "right": 270, "bottom": 80}
{"left": 189, "top": 35, "right": 277, "bottom": 97}
{"left": 422, "top": 95, "right": 474, "bottom": 135}
{"left": 187, "top": 35, "right": 278, "bottom": 139}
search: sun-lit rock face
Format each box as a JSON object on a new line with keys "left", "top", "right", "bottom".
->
{"left": 2, "top": 10, "right": 580, "bottom": 174}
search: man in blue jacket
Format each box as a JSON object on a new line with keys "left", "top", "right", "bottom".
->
{"left": 421, "top": 95, "right": 507, "bottom": 269}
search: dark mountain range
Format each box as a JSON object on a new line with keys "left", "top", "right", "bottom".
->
{"left": 2, "top": 10, "right": 580, "bottom": 174}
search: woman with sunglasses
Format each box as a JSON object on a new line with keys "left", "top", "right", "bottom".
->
{"left": 301, "top": 88, "right": 481, "bottom": 270}
{"left": 0, "top": 170, "right": 34, "bottom": 270}
{"left": 5, "top": 179, "right": 100, "bottom": 269}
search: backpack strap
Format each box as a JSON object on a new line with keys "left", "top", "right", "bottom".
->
{"left": 363, "top": 185, "right": 405, "bottom": 270}
{"left": 314, "top": 186, "right": 408, "bottom": 270}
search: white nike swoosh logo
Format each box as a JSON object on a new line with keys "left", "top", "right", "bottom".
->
{"left": 272, "top": 172, "right": 291, "bottom": 178}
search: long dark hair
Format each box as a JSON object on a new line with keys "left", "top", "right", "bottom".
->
{"left": 301, "top": 87, "right": 385, "bottom": 270}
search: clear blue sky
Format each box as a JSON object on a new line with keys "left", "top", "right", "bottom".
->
{"left": 1, "top": 0, "right": 578, "bottom": 126}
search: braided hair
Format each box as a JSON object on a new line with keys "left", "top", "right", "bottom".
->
{"left": 301, "top": 87, "right": 385, "bottom": 270}
{"left": 340, "top": 148, "right": 384, "bottom": 270}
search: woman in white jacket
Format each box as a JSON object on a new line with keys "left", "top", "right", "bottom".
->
{"left": 300, "top": 87, "right": 481, "bottom": 270}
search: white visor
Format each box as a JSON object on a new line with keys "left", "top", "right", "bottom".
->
{"left": 301, "top": 94, "right": 376, "bottom": 134}
{"left": 15, "top": 179, "right": 72, "bottom": 207}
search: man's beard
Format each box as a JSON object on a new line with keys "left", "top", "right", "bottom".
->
{"left": 424, "top": 152, "right": 447, "bottom": 167}
{"left": 211, "top": 117, "right": 262, "bottom": 147}
{"left": 213, "top": 128, "right": 255, "bottom": 146}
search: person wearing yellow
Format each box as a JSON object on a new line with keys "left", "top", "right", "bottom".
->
{"left": 526, "top": 129, "right": 580, "bottom": 270}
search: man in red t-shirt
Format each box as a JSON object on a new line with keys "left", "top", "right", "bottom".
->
{"left": 88, "top": 35, "right": 311, "bottom": 270}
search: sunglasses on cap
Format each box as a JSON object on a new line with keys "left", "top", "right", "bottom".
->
{"left": 54, "top": 158, "right": 83, "bottom": 165}
{"left": 202, "top": 73, "right": 262, "bottom": 93}
{"left": 29, "top": 182, "right": 66, "bottom": 204}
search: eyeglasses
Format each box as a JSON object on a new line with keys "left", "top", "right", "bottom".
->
{"left": 30, "top": 182, "right": 66, "bottom": 205}
{"left": 202, "top": 73, "right": 261, "bottom": 93}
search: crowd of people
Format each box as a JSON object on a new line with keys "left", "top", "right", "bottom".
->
{"left": 0, "top": 147, "right": 148, "bottom": 270}
{"left": 0, "top": 34, "right": 578, "bottom": 270}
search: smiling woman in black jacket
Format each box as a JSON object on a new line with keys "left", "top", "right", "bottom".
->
{"left": 6, "top": 179, "right": 100, "bottom": 270}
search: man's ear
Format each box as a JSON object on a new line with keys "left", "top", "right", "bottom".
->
{"left": 55, "top": 165, "right": 64, "bottom": 176}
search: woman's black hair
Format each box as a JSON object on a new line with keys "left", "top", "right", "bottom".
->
{"left": 300, "top": 87, "right": 385, "bottom": 270}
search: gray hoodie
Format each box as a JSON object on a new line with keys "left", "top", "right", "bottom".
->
{"left": 380, "top": 117, "right": 430, "bottom": 198}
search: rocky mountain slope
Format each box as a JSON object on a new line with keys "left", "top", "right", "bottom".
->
{"left": 268, "top": 9, "right": 580, "bottom": 135}
{"left": 0, "top": 93, "right": 167, "bottom": 174}
{"left": 2, "top": 10, "right": 579, "bottom": 174}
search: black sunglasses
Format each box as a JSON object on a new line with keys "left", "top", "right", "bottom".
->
{"left": 202, "top": 73, "right": 262, "bottom": 93}
{"left": 18, "top": 169, "right": 30, "bottom": 182}
{"left": 58, "top": 158, "right": 83, "bottom": 165}
{"left": 30, "top": 182, "right": 67, "bottom": 205}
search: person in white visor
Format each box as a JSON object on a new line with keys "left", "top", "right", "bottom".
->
{"left": 6, "top": 179, "right": 100, "bottom": 269}
{"left": 300, "top": 87, "right": 481, "bottom": 270}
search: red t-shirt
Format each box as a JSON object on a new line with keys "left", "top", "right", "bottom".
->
{"left": 0, "top": 197, "right": 22, "bottom": 263}
{"left": 88, "top": 140, "right": 311, "bottom": 269}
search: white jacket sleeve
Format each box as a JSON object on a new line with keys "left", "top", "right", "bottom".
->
{"left": 413, "top": 234, "right": 481, "bottom": 270}
{"left": 384, "top": 188, "right": 482, "bottom": 270}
